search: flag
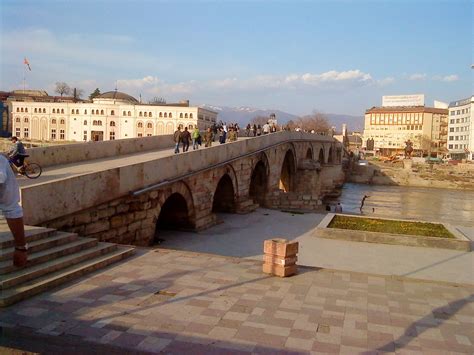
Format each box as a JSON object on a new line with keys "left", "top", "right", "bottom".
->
{"left": 24, "top": 57, "right": 31, "bottom": 71}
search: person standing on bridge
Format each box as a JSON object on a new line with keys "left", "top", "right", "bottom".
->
{"left": 192, "top": 127, "right": 201, "bottom": 150}
{"left": 204, "top": 127, "right": 213, "bottom": 147}
{"left": 228, "top": 127, "right": 237, "bottom": 142}
{"left": 0, "top": 155, "right": 28, "bottom": 267}
{"left": 173, "top": 126, "right": 182, "bottom": 154}
{"left": 180, "top": 127, "right": 191, "bottom": 152}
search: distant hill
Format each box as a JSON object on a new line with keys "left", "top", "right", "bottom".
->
{"left": 199, "top": 104, "right": 364, "bottom": 132}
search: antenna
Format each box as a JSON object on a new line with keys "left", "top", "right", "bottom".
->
{"left": 114, "top": 80, "right": 118, "bottom": 92}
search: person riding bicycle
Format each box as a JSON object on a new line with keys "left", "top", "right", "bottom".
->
{"left": 8, "top": 137, "right": 27, "bottom": 172}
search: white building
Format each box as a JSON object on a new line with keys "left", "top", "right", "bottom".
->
{"left": 10, "top": 91, "right": 217, "bottom": 142}
{"left": 447, "top": 96, "right": 473, "bottom": 160}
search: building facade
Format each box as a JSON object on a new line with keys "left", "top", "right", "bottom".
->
{"left": 447, "top": 96, "right": 473, "bottom": 160}
{"left": 10, "top": 91, "right": 217, "bottom": 142}
{"left": 363, "top": 106, "right": 448, "bottom": 156}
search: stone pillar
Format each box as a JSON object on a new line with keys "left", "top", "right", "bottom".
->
{"left": 262, "top": 238, "right": 298, "bottom": 277}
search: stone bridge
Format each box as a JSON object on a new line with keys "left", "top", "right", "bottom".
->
{"left": 20, "top": 132, "right": 344, "bottom": 246}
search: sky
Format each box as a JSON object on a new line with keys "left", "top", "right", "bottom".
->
{"left": 0, "top": 0, "right": 472, "bottom": 116}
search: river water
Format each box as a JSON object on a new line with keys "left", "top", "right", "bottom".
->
{"left": 327, "top": 183, "right": 474, "bottom": 227}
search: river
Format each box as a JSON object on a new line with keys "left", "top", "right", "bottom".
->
{"left": 326, "top": 183, "right": 474, "bottom": 227}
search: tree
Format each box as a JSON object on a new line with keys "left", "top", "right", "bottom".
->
{"left": 250, "top": 115, "right": 269, "bottom": 126}
{"left": 72, "top": 88, "right": 84, "bottom": 101}
{"left": 148, "top": 96, "right": 166, "bottom": 105}
{"left": 55, "top": 82, "right": 71, "bottom": 97}
{"left": 89, "top": 88, "right": 101, "bottom": 101}
{"left": 416, "top": 134, "right": 433, "bottom": 157}
{"left": 292, "top": 112, "right": 330, "bottom": 132}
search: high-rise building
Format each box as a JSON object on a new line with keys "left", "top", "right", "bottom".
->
{"left": 447, "top": 96, "right": 473, "bottom": 160}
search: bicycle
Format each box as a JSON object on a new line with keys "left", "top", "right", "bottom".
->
{"left": 7, "top": 155, "right": 42, "bottom": 179}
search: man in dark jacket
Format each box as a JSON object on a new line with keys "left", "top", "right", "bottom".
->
{"left": 173, "top": 127, "right": 182, "bottom": 154}
{"left": 8, "top": 137, "right": 27, "bottom": 170}
{"left": 180, "top": 127, "right": 191, "bottom": 152}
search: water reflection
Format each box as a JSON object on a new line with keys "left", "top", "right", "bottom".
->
{"left": 326, "top": 183, "right": 474, "bottom": 227}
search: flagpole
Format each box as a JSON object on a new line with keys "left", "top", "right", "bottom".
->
{"left": 23, "top": 62, "right": 26, "bottom": 92}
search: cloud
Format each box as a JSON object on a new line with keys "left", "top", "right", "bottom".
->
{"left": 433, "top": 74, "right": 459, "bottom": 82}
{"left": 377, "top": 77, "right": 395, "bottom": 86}
{"left": 408, "top": 73, "right": 427, "bottom": 80}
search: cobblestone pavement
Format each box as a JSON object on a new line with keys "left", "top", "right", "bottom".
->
{"left": 1, "top": 249, "right": 473, "bottom": 354}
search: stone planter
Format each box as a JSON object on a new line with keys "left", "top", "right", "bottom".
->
{"left": 314, "top": 214, "right": 471, "bottom": 251}
{"left": 262, "top": 238, "right": 298, "bottom": 277}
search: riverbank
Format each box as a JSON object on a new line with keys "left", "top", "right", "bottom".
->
{"left": 348, "top": 159, "right": 474, "bottom": 190}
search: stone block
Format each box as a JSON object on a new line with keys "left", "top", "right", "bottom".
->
{"left": 263, "top": 239, "right": 299, "bottom": 257}
{"left": 263, "top": 255, "right": 297, "bottom": 266}
{"left": 98, "top": 207, "right": 116, "bottom": 219}
{"left": 116, "top": 204, "right": 130, "bottom": 214}
{"left": 262, "top": 263, "right": 297, "bottom": 277}
{"left": 74, "top": 212, "right": 92, "bottom": 225}
{"left": 128, "top": 221, "right": 142, "bottom": 232}
{"left": 110, "top": 215, "right": 125, "bottom": 228}
{"left": 85, "top": 220, "right": 110, "bottom": 235}
{"left": 134, "top": 210, "right": 147, "bottom": 220}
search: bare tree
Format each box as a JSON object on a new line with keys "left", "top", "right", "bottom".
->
{"left": 149, "top": 96, "right": 166, "bottom": 104}
{"left": 416, "top": 134, "right": 433, "bottom": 157}
{"left": 292, "top": 112, "right": 330, "bottom": 132}
{"left": 55, "top": 82, "right": 71, "bottom": 97}
{"left": 250, "top": 115, "right": 269, "bottom": 126}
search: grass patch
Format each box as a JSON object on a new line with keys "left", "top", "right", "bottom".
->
{"left": 328, "top": 215, "right": 454, "bottom": 238}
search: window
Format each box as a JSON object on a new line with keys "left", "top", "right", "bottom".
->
{"left": 111, "top": 110, "right": 115, "bottom": 115}
{"left": 128, "top": 111, "right": 131, "bottom": 116}
{"left": 189, "top": 113, "right": 193, "bottom": 119}
{"left": 138, "top": 133, "right": 143, "bottom": 137}
{"left": 51, "top": 129, "right": 57, "bottom": 140}
{"left": 60, "top": 129, "right": 65, "bottom": 139}
{"left": 164, "top": 113, "right": 168, "bottom": 118}
{"left": 92, "top": 110, "right": 95, "bottom": 115}
{"left": 450, "top": 128, "right": 454, "bottom": 132}
{"left": 110, "top": 132, "right": 115, "bottom": 140}
{"left": 139, "top": 112, "right": 143, "bottom": 117}
{"left": 16, "top": 108, "right": 19, "bottom": 112}
{"left": 24, "top": 128, "right": 29, "bottom": 138}
{"left": 149, "top": 112, "right": 152, "bottom": 117}
{"left": 34, "top": 108, "right": 38, "bottom": 113}
{"left": 123, "top": 111, "right": 126, "bottom": 116}
{"left": 84, "top": 109, "right": 87, "bottom": 114}
{"left": 169, "top": 113, "right": 172, "bottom": 118}
{"left": 84, "top": 120, "right": 87, "bottom": 125}
{"left": 60, "top": 119, "right": 65, "bottom": 124}
{"left": 15, "top": 128, "right": 20, "bottom": 136}
{"left": 189, "top": 124, "right": 193, "bottom": 129}
{"left": 24, "top": 117, "right": 29, "bottom": 123}
{"left": 21, "top": 108, "right": 24, "bottom": 112}
{"left": 93, "top": 120, "right": 98, "bottom": 125}
{"left": 144, "top": 112, "right": 147, "bottom": 117}
{"left": 457, "top": 110, "right": 460, "bottom": 115}
{"left": 110, "top": 121, "right": 116, "bottom": 127}
{"left": 15, "top": 117, "right": 20, "bottom": 123}
{"left": 83, "top": 131, "right": 87, "bottom": 141}
{"left": 137, "top": 122, "right": 143, "bottom": 128}
{"left": 52, "top": 119, "right": 57, "bottom": 124}
{"left": 160, "top": 112, "right": 163, "bottom": 118}
{"left": 43, "top": 108, "right": 46, "bottom": 113}
{"left": 52, "top": 109, "right": 56, "bottom": 113}
{"left": 185, "top": 113, "right": 188, "bottom": 118}
{"left": 71, "top": 109, "right": 75, "bottom": 114}
{"left": 180, "top": 113, "right": 183, "bottom": 118}
{"left": 147, "top": 133, "right": 152, "bottom": 137}
{"left": 100, "top": 110, "right": 104, "bottom": 115}
{"left": 97, "top": 120, "right": 102, "bottom": 125}
{"left": 25, "top": 108, "right": 28, "bottom": 113}
{"left": 147, "top": 122, "right": 153, "bottom": 129}
{"left": 76, "top": 109, "right": 80, "bottom": 114}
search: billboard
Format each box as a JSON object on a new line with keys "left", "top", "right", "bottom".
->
{"left": 382, "top": 94, "right": 424, "bottom": 107}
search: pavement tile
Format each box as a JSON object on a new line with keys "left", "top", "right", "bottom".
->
{"left": 136, "top": 336, "right": 172, "bottom": 352}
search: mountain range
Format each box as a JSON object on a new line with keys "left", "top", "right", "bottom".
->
{"left": 199, "top": 104, "right": 364, "bottom": 133}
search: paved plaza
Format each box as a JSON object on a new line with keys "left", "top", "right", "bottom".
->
{"left": 1, "top": 247, "right": 473, "bottom": 354}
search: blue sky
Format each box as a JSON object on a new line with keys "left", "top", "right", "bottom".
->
{"left": 0, "top": 0, "right": 472, "bottom": 115}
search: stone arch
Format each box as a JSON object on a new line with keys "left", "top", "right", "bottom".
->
{"left": 212, "top": 174, "right": 236, "bottom": 213}
{"left": 279, "top": 149, "right": 296, "bottom": 193}
{"left": 305, "top": 147, "right": 313, "bottom": 160}
{"left": 328, "top": 146, "right": 334, "bottom": 164}
{"left": 154, "top": 181, "right": 196, "bottom": 242}
{"left": 249, "top": 159, "right": 269, "bottom": 206}
{"left": 318, "top": 148, "right": 325, "bottom": 163}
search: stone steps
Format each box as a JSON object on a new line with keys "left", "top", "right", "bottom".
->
{"left": 0, "top": 224, "right": 135, "bottom": 307}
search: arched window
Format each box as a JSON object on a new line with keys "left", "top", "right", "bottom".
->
{"left": 111, "top": 110, "right": 115, "bottom": 115}
{"left": 128, "top": 111, "right": 131, "bottom": 116}
{"left": 84, "top": 120, "right": 87, "bottom": 125}
{"left": 16, "top": 108, "right": 19, "bottom": 112}
{"left": 123, "top": 111, "right": 126, "bottom": 116}
{"left": 164, "top": 113, "right": 168, "bottom": 118}
{"left": 189, "top": 124, "right": 193, "bottom": 129}
{"left": 71, "top": 109, "right": 75, "bottom": 114}
{"left": 34, "top": 108, "right": 37, "bottom": 113}
{"left": 24, "top": 117, "right": 29, "bottom": 123}
{"left": 93, "top": 120, "right": 98, "bottom": 125}
{"left": 60, "top": 119, "right": 65, "bottom": 124}
{"left": 184, "top": 113, "right": 188, "bottom": 118}
{"left": 189, "top": 113, "right": 193, "bottom": 119}
{"left": 139, "top": 112, "right": 143, "bottom": 117}
{"left": 15, "top": 117, "right": 20, "bottom": 122}
{"left": 180, "top": 113, "right": 183, "bottom": 118}
{"left": 149, "top": 112, "right": 152, "bottom": 117}
{"left": 100, "top": 110, "right": 104, "bottom": 115}
{"left": 98, "top": 120, "right": 102, "bottom": 125}
{"left": 43, "top": 108, "right": 46, "bottom": 113}
{"left": 76, "top": 109, "right": 80, "bottom": 114}
{"left": 144, "top": 112, "right": 147, "bottom": 117}
{"left": 169, "top": 113, "right": 172, "bottom": 118}
{"left": 25, "top": 108, "right": 28, "bottom": 112}
{"left": 21, "top": 108, "right": 24, "bottom": 112}
{"left": 52, "top": 109, "right": 56, "bottom": 113}
{"left": 147, "top": 122, "right": 153, "bottom": 129}
{"left": 91, "top": 110, "right": 94, "bottom": 115}
{"left": 110, "top": 121, "right": 116, "bottom": 127}
{"left": 159, "top": 112, "right": 163, "bottom": 118}
{"left": 61, "top": 109, "right": 64, "bottom": 114}
{"left": 84, "top": 109, "right": 87, "bottom": 114}
{"left": 52, "top": 119, "right": 57, "bottom": 124}
{"left": 137, "top": 122, "right": 143, "bottom": 128}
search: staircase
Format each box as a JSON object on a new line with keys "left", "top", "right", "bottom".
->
{"left": 0, "top": 222, "right": 135, "bottom": 307}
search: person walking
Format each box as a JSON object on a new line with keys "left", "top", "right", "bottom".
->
{"left": 218, "top": 128, "right": 225, "bottom": 144}
{"left": 256, "top": 125, "right": 262, "bottom": 136}
{"left": 228, "top": 127, "right": 237, "bottom": 142}
{"left": 180, "top": 127, "right": 191, "bottom": 152}
{"left": 252, "top": 124, "right": 257, "bottom": 137}
{"left": 0, "top": 155, "right": 28, "bottom": 267}
{"left": 204, "top": 127, "right": 213, "bottom": 147}
{"left": 360, "top": 195, "right": 369, "bottom": 213}
{"left": 263, "top": 122, "right": 270, "bottom": 134}
{"left": 173, "top": 126, "right": 182, "bottom": 154}
{"left": 192, "top": 127, "right": 201, "bottom": 150}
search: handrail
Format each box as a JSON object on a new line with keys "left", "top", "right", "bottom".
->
{"left": 131, "top": 135, "right": 338, "bottom": 196}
